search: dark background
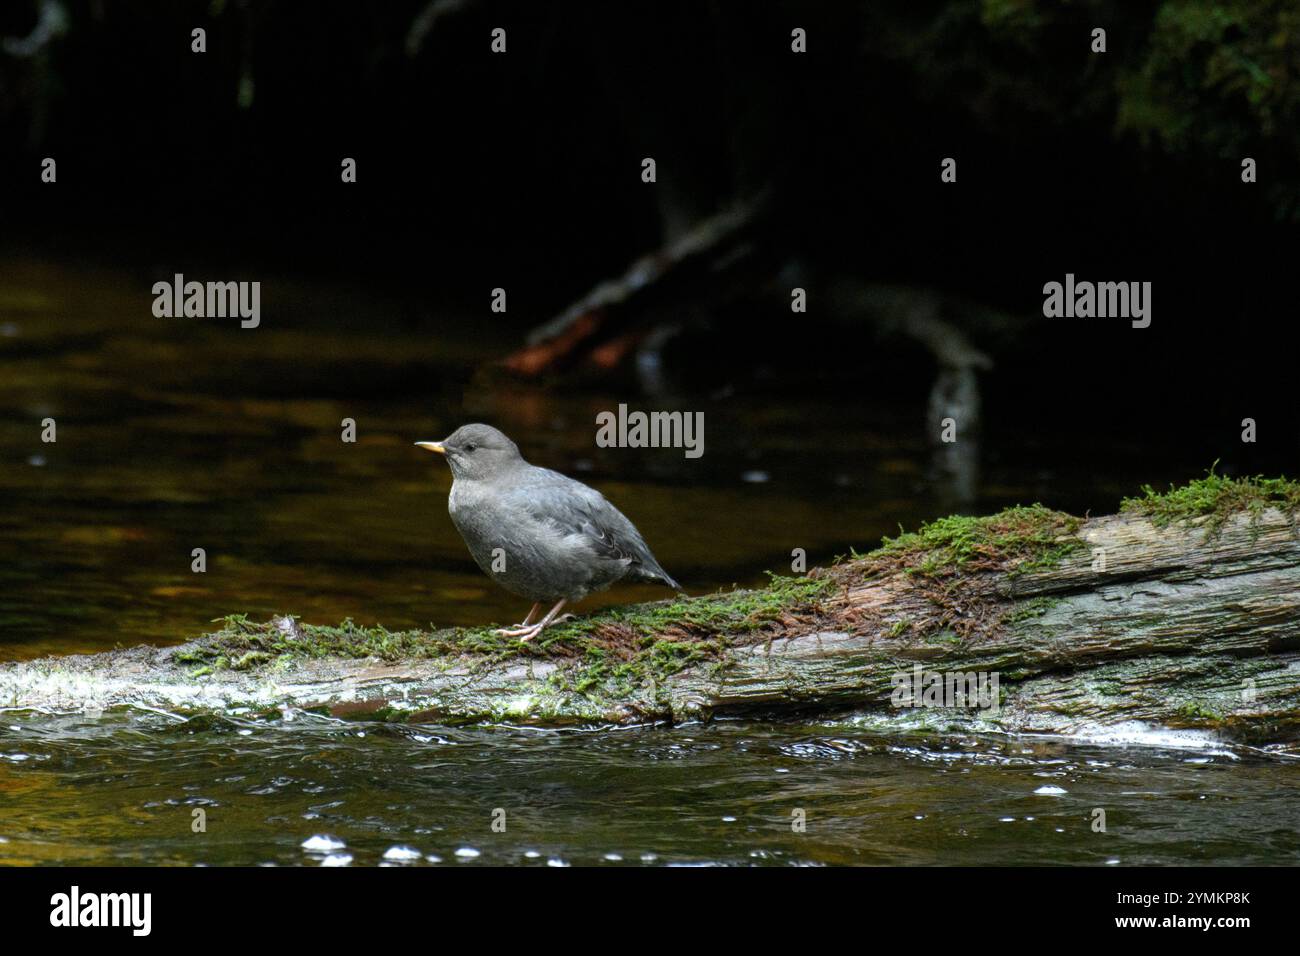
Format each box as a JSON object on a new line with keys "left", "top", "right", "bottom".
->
{"left": 3, "top": 0, "right": 1297, "bottom": 470}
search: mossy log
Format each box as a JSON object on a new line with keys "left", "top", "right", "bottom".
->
{"left": 4, "top": 479, "right": 1300, "bottom": 750}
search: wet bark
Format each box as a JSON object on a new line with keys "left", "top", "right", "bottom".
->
{"left": 3, "top": 507, "right": 1298, "bottom": 751}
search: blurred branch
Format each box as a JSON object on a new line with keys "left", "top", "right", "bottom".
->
{"left": 2, "top": 0, "right": 68, "bottom": 58}
{"left": 406, "top": 0, "right": 475, "bottom": 57}
{"left": 502, "top": 190, "right": 770, "bottom": 376}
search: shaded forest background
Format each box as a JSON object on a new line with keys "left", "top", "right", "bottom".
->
{"left": 2, "top": 0, "right": 1298, "bottom": 467}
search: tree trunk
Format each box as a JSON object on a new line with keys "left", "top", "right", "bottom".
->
{"left": 3, "top": 504, "right": 1298, "bottom": 752}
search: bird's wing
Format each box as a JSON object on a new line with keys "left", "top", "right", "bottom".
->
{"left": 513, "top": 469, "right": 658, "bottom": 568}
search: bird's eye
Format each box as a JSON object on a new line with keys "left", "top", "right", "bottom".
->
{"left": 464, "top": 443, "right": 477, "bottom": 453}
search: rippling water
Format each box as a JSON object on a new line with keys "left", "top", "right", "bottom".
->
{"left": 3, "top": 257, "right": 1296, "bottom": 866}
{"left": 3, "top": 710, "right": 1298, "bottom": 866}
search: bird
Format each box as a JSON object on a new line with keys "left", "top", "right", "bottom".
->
{"left": 415, "top": 423, "right": 680, "bottom": 641}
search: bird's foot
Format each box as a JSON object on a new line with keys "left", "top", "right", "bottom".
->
{"left": 492, "top": 624, "right": 539, "bottom": 638}
{"left": 515, "top": 624, "right": 545, "bottom": 642}
{"left": 512, "top": 613, "right": 578, "bottom": 642}
{"left": 496, "top": 600, "right": 571, "bottom": 643}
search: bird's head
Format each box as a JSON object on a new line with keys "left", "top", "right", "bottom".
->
{"left": 415, "top": 423, "right": 523, "bottom": 481}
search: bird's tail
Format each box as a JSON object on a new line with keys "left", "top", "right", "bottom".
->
{"left": 647, "top": 566, "right": 680, "bottom": 590}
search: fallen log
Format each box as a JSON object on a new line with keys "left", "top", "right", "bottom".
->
{"left": 3, "top": 474, "right": 1299, "bottom": 752}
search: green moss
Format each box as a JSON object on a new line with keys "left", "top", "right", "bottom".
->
{"left": 365, "top": 705, "right": 410, "bottom": 723}
{"left": 201, "top": 615, "right": 458, "bottom": 663}
{"left": 922, "top": 628, "right": 962, "bottom": 645}
{"left": 229, "top": 651, "right": 273, "bottom": 671}
{"left": 527, "top": 572, "right": 834, "bottom": 690}
{"left": 190, "top": 572, "right": 837, "bottom": 699}
{"left": 1121, "top": 465, "right": 1300, "bottom": 539}
{"left": 869, "top": 504, "right": 1083, "bottom": 579}
{"left": 1004, "top": 596, "right": 1062, "bottom": 625}
{"left": 539, "top": 572, "right": 833, "bottom": 643}
{"left": 1176, "top": 700, "right": 1225, "bottom": 722}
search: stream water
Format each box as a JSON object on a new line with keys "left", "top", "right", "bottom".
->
{"left": 4, "top": 709, "right": 1298, "bottom": 867}
{"left": 2, "top": 257, "right": 1298, "bottom": 866}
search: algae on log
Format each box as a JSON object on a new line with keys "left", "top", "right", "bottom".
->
{"left": 3, "top": 484, "right": 1299, "bottom": 748}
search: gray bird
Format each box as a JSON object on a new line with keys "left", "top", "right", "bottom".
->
{"left": 415, "top": 423, "right": 679, "bottom": 640}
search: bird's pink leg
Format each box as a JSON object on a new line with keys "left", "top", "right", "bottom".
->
{"left": 516, "top": 599, "right": 569, "bottom": 642}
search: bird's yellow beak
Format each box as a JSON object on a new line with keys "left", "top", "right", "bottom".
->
{"left": 414, "top": 441, "right": 445, "bottom": 455}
